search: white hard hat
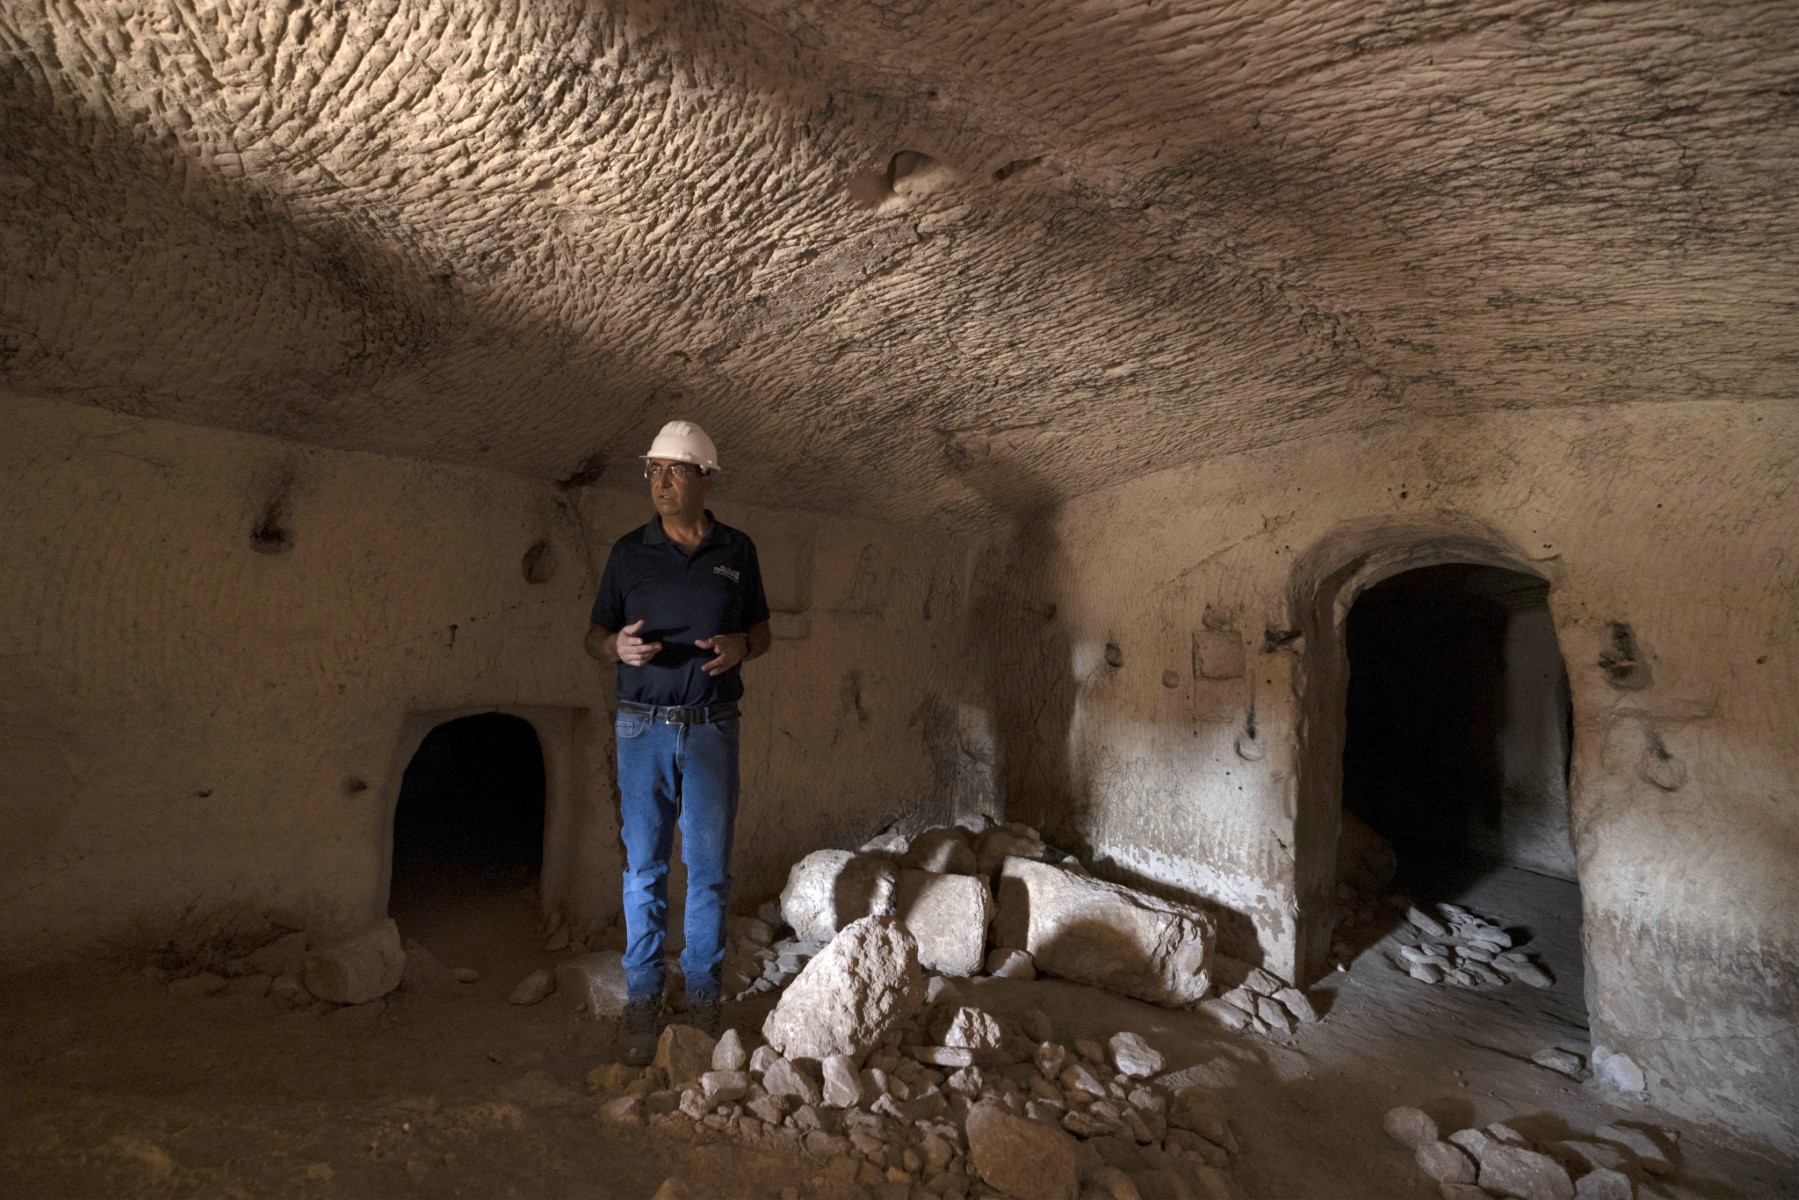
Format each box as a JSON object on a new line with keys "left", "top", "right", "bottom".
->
{"left": 642, "top": 420, "right": 720, "bottom": 473}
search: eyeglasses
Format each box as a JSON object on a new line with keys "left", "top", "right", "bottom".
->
{"left": 644, "top": 462, "right": 702, "bottom": 481}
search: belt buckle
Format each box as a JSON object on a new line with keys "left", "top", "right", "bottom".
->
{"left": 666, "top": 706, "right": 697, "bottom": 725}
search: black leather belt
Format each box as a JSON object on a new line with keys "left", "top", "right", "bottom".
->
{"left": 618, "top": 700, "right": 740, "bottom": 725}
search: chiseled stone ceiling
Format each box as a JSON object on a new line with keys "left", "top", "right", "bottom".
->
{"left": 1, "top": 2, "right": 1791, "bottom": 523}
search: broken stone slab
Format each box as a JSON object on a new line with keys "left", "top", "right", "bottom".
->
{"left": 1488, "top": 1123, "right": 1530, "bottom": 1147}
{"left": 975, "top": 827, "right": 1050, "bottom": 878}
{"left": 909, "top": 1045, "right": 976, "bottom": 1069}
{"left": 779, "top": 850, "right": 900, "bottom": 943}
{"left": 1478, "top": 1144, "right": 1575, "bottom": 1200}
{"left": 992, "top": 859, "right": 1215, "bottom": 1007}
{"left": 1417, "top": 1140, "right": 1478, "bottom": 1185}
{"left": 966, "top": 1098, "right": 1079, "bottom": 1200}
{"left": 931, "top": 1005, "right": 1006, "bottom": 1051}
{"left": 1239, "top": 967, "right": 1283, "bottom": 997}
{"left": 1407, "top": 962, "right": 1445, "bottom": 985}
{"left": 1574, "top": 1169, "right": 1635, "bottom": 1200}
{"left": 553, "top": 952, "right": 627, "bottom": 1018}
{"left": 1593, "top": 1125, "right": 1672, "bottom": 1176}
{"left": 762, "top": 1057, "right": 823, "bottom": 1105}
{"left": 300, "top": 919, "right": 406, "bottom": 1006}
{"left": 655, "top": 1024, "right": 717, "bottom": 1093}
{"left": 905, "top": 826, "right": 978, "bottom": 875}
{"left": 821, "top": 1054, "right": 863, "bottom": 1108}
{"left": 1404, "top": 906, "right": 1450, "bottom": 938}
{"left": 1448, "top": 1128, "right": 1498, "bottom": 1161}
{"left": 1197, "top": 998, "right": 1252, "bottom": 1031}
{"left": 1108, "top": 1032, "right": 1164, "bottom": 1078}
{"left": 1217, "top": 987, "right": 1258, "bottom": 1015}
{"left": 859, "top": 827, "right": 913, "bottom": 860}
{"left": 1532, "top": 1050, "right": 1590, "bottom": 1079}
{"left": 507, "top": 968, "right": 554, "bottom": 1006}
{"left": 1254, "top": 995, "right": 1295, "bottom": 1033}
{"left": 1272, "top": 987, "right": 1318, "bottom": 1023}
{"left": 710, "top": 1028, "right": 748, "bottom": 1072}
{"left": 896, "top": 870, "right": 994, "bottom": 977}
{"left": 1465, "top": 963, "right": 1508, "bottom": 987}
{"left": 986, "top": 948, "right": 1037, "bottom": 979}
{"left": 1383, "top": 1106, "right": 1439, "bottom": 1150}
{"left": 1593, "top": 1052, "right": 1646, "bottom": 1093}
{"left": 762, "top": 915, "right": 925, "bottom": 1066}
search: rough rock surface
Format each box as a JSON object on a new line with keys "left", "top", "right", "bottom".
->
{"left": 554, "top": 953, "right": 628, "bottom": 1018}
{"left": 975, "top": 828, "right": 1050, "bottom": 878}
{"left": 762, "top": 916, "right": 925, "bottom": 1064}
{"left": 1593, "top": 1126, "right": 1672, "bottom": 1175}
{"left": 895, "top": 869, "right": 994, "bottom": 976}
{"left": 1383, "top": 1106, "right": 1439, "bottom": 1150}
{"left": 780, "top": 851, "right": 898, "bottom": 943}
{"left": 655, "top": 1025, "right": 717, "bottom": 1093}
{"left": 903, "top": 827, "right": 977, "bottom": 875}
{"left": 993, "top": 859, "right": 1215, "bottom": 1006}
{"left": 965, "top": 1098, "right": 1079, "bottom": 1200}
{"left": 1574, "top": 1169, "right": 1635, "bottom": 1200}
{"left": 507, "top": 969, "right": 554, "bottom": 1006}
{"left": 1109, "top": 1032, "right": 1165, "bottom": 1078}
{"left": 1478, "top": 1144, "right": 1575, "bottom": 1200}
{"left": 986, "top": 948, "right": 1038, "bottom": 979}
{"left": 299, "top": 919, "right": 405, "bottom": 1005}
{"left": 1417, "top": 1140, "right": 1478, "bottom": 1185}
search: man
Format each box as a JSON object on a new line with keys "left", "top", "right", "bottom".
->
{"left": 586, "top": 420, "right": 771, "bottom": 1064}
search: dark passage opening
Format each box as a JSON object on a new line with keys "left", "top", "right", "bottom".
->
{"left": 388, "top": 713, "right": 546, "bottom": 958}
{"left": 1341, "top": 563, "right": 1574, "bottom": 895}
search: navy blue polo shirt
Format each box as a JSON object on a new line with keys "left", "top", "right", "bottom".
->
{"left": 591, "top": 511, "right": 770, "bottom": 707}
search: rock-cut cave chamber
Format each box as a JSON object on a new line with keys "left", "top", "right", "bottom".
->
{"left": 0, "top": 0, "right": 1794, "bottom": 1196}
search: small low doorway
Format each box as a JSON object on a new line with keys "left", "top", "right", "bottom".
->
{"left": 388, "top": 712, "right": 547, "bottom": 965}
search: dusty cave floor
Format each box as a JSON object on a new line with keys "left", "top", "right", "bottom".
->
{"left": 1, "top": 867, "right": 1793, "bottom": 1200}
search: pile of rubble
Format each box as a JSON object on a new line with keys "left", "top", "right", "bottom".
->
{"left": 1384, "top": 1104, "right": 1677, "bottom": 1200}
{"left": 746, "top": 817, "right": 1222, "bottom": 1011}
{"left": 151, "top": 917, "right": 477, "bottom": 1010}
{"left": 594, "top": 916, "right": 1242, "bottom": 1200}
{"left": 1192, "top": 963, "right": 1320, "bottom": 1037}
{"left": 1391, "top": 903, "right": 1554, "bottom": 990}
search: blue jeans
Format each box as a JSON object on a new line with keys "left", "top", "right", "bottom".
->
{"left": 616, "top": 711, "right": 740, "bottom": 1002}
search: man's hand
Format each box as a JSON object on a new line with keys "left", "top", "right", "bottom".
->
{"left": 616, "top": 619, "right": 663, "bottom": 667}
{"left": 696, "top": 632, "right": 751, "bottom": 676}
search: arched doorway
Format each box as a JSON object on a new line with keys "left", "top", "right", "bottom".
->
{"left": 1340, "top": 563, "right": 1575, "bottom": 897}
{"left": 388, "top": 712, "right": 547, "bottom": 961}
{"left": 1287, "top": 524, "right": 1578, "bottom": 984}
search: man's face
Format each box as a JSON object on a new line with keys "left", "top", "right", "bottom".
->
{"left": 646, "top": 458, "right": 711, "bottom": 516}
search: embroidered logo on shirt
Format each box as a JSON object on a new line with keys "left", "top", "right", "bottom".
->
{"left": 713, "top": 565, "right": 741, "bottom": 583}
